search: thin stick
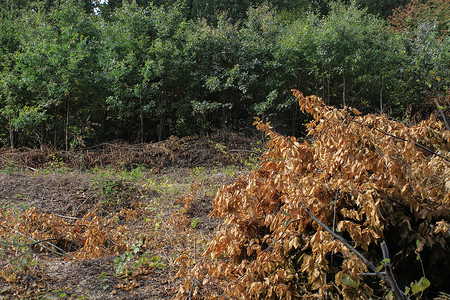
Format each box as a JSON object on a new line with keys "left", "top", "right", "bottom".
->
{"left": 298, "top": 205, "right": 410, "bottom": 300}
{"left": 433, "top": 98, "right": 450, "bottom": 131}
{"left": 53, "top": 213, "right": 80, "bottom": 220}
{"left": 74, "top": 195, "right": 92, "bottom": 215}
{"left": 352, "top": 120, "right": 449, "bottom": 163}
{"left": 299, "top": 204, "right": 380, "bottom": 276}
{"left": 26, "top": 238, "right": 58, "bottom": 247}
{"left": 0, "top": 223, "right": 74, "bottom": 259}
{"left": 381, "top": 241, "right": 409, "bottom": 300}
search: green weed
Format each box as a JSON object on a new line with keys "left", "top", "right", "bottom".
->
{"left": 114, "top": 240, "right": 165, "bottom": 278}
{"left": 97, "top": 272, "right": 110, "bottom": 290}
{"left": 190, "top": 217, "right": 201, "bottom": 229}
{"left": 1, "top": 159, "right": 20, "bottom": 174}
{"left": 41, "top": 154, "right": 72, "bottom": 173}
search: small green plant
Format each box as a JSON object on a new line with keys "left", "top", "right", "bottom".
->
{"left": 14, "top": 192, "right": 28, "bottom": 200}
{"left": 405, "top": 277, "right": 430, "bottom": 297}
{"left": 129, "top": 164, "right": 146, "bottom": 181}
{"left": 1, "top": 159, "right": 20, "bottom": 174}
{"left": 244, "top": 153, "right": 260, "bottom": 170}
{"left": 47, "top": 288, "right": 68, "bottom": 298}
{"left": 119, "top": 164, "right": 146, "bottom": 182}
{"left": 190, "top": 217, "right": 201, "bottom": 229}
{"left": 135, "top": 254, "right": 166, "bottom": 270}
{"left": 114, "top": 241, "right": 142, "bottom": 277}
{"left": 90, "top": 171, "right": 122, "bottom": 206}
{"left": 224, "top": 165, "right": 238, "bottom": 177}
{"left": 113, "top": 240, "right": 166, "bottom": 278}
{"left": 98, "top": 272, "right": 110, "bottom": 290}
{"left": 403, "top": 240, "right": 430, "bottom": 297}
{"left": 215, "top": 143, "right": 228, "bottom": 155}
{"left": 46, "top": 154, "right": 72, "bottom": 173}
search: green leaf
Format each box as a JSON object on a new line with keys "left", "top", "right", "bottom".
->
{"left": 191, "top": 217, "right": 201, "bottom": 229}
{"left": 410, "top": 277, "right": 430, "bottom": 295}
{"left": 341, "top": 274, "right": 359, "bottom": 288}
{"left": 405, "top": 286, "right": 410, "bottom": 295}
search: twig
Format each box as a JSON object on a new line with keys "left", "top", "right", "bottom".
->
{"left": 359, "top": 272, "right": 385, "bottom": 276}
{"left": 332, "top": 189, "right": 339, "bottom": 233}
{"left": 188, "top": 277, "right": 196, "bottom": 300}
{"left": 228, "top": 149, "right": 257, "bottom": 153}
{"left": 433, "top": 98, "right": 450, "bottom": 131}
{"left": 26, "top": 238, "right": 58, "bottom": 247}
{"left": 352, "top": 120, "right": 449, "bottom": 163}
{"left": 381, "top": 241, "right": 409, "bottom": 300}
{"left": 299, "top": 204, "right": 381, "bottom": 276}
{"left": 251, "top": 194, "right": 267, "bottom": 216}
{"left": 74, "top": 195, "right": 92, "bottom": 215}
{"left": 53, "top": 213, "right": 80, "bottom": 220}
{"left": 161, "top": 246, "right": 171, "bottom": 264}
{"left": 26, "top": 166, "right": 38, "bottom": 172}
{"left": 0, "top": 223, "right": 74, "bottom": 259}
{"left": 298, "top": 204, "right": 410, "bottom": 300}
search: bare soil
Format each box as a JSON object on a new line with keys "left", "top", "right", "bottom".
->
{"left": 0, "top": 133, "right": 259, "bottom": 299}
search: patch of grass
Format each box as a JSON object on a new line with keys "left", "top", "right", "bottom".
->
{"left": 40, "top": 154, "right": 72, "bottom": 174}
{"left": 97, "top": 272, "right": 110, "bottom": 290}
{"left": 1, "top": 159, "right": 21, "bottom": 174}
{"left": 118, "top": 164, "right": 147, "bottom": 182}
{"left": 0, "top": 198, "right": 30, "bottom": 212}
{"left": 114, "top": 240, "right": 166, "bottom": 279}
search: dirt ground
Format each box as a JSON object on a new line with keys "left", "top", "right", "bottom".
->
{"left": 0, "top": 133, "right": 260, "bottom": 299}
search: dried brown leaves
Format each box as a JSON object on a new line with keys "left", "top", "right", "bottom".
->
{"left": 0, "top": 207, "right": 129, "bottom": 260}
{"left": 178, "top": 90, "right": 450, "bottom": 299}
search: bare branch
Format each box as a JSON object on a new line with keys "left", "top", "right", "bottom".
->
{"left": 381, "top": 241, "right": 409, "bottom": 300}
{"left": 0, "top": 223, "right": 74, "bottom": 259}
{"left": 298, "top": 204, "right": 411, "bottom": 300}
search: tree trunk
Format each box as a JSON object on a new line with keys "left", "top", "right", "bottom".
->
{"left": 327, "top": 64, "right": 331, "bottom": 105}
{"left": 54, "top": 103, "right": 58, "bottom": 147}
{"left": 342, "top": 71, "right": 346, "bottom": 107}
{"left": 433, "top": 98, "right": 450, "bottom": 131}
{"left": 140, "top": 96, "right": 144, "bottom": 144}
{"left": 380, "top": 75, "right": 384, "bottom": 114}
{"left": 158, "top": 114, "right": 164, "bottom": 142}
{"left": 9, "top": 119, "right": 14, "bottom": 149}
{"left": 39, "top": 122, "right": 44, "bottom": 150}
{"left": 65, "top": 95, "right": 70, "bottom": 151}
{"left": 292, "top": 105, "right": 297, "bottom": 136}
{"left": 187, "top": 0, "right": 194, "bottom": 19}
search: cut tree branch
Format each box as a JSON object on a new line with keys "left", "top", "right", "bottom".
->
{"left": 298, "top": 204, "right": 410, "bottom": 300}
{"left": 351, "top": 119, "right": 449, "bottom": 163}
{"left": 433, "top": 98, "right": 450, "bottom": 131}
{"left": 0, "top": 223, "right": 74, "bottom": 259}
{"left": 381, "top": 241, "right": 408, "bottom": 300}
